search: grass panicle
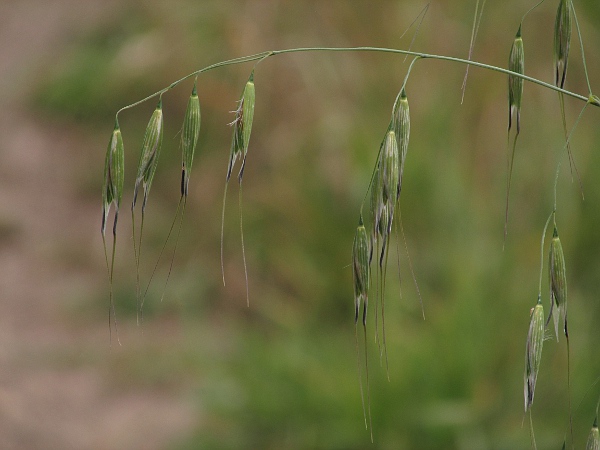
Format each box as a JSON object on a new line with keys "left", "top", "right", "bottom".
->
{"left": 547, "top": 225, "right": 567, "bottom": 341}
{"left": 101, "top": 119, "right": 125, "bottom": 344}
{"left": 221, "top": 71, "right": 256, "bottom": 306}
{"left": 505, "top": 25, "right": 525, "bottom": 243}
{"left": 525, "top": 299, "right": 544, "bottom": 413}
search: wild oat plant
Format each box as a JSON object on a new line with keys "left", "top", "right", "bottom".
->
{"left": 101, "top": 0, "right": 600, "bottom": 446}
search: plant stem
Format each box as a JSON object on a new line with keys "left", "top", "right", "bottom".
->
{"left": 116, "top": 46, "right": 596, "bottom": 120}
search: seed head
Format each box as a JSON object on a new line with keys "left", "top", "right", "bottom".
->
{"left": 554, "top": 0, "right": 572, "bottom": 88}
{"left": 227, "top": 71, "right": 256, "bottom": 183}
{"left": 181, "top": 82, "right": 201, "bottom": 197}
{"left": 508, "top": 26, "right": 525, "bottom": 134}
{"left": 102, "top": 119, "right": 125, "bottom": 236}
{"left": 524, "top": 299, "right": 544, "bottom": 412}
{"left": 548, "top": 226, "right": 567, "bottom": 340}
{"left": 353, "top": 216, "right": 370, "bottom": 326}
{"left": 133, "top": 98, "right": 164, "bottom": 212}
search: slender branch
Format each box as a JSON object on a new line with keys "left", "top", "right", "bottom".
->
{"left": 116, "top": 46, "right": 596, "bottom": 120}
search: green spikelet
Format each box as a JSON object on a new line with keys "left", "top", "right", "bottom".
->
{"left": 102, "top": 119, "right": 125, "bottom": 236}
{"left": 181, "top": 82, "right": 201, "bottom": 197}
{"left": 524, "top": 299, "right": 544, "bottom": 412}
{"left": 353, "top": 217, "right": 370, "bottom": 326}
{"left": 227, "top": 71, "right": 256, "bottom": 182}
{"left": 548, "top": 226, "right": 567, "bottom": 341}
{"left": 508, "top": 26, "right": 525, "bottom": 134}
{"left": 554, "top": 0, "right": 572, "bottom": 89}
{"left": 133, "top": 99, "right": 164, "bottom": 212}
{"left": 392, "top": 88, "right": 410, "bottom": 196}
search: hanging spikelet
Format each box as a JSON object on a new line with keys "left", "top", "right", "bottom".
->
{"left": 133, "top": 99, "right": 164, "bottom": 212}
{"left": 102, "top": 119, "right": 125, "bottom": 236}
{"left": 508, "top": 26, "right": 525, "bottom": 135}
{"left": 554, "top": 0, "right": 572, "bottom": 89}
{"left": 392, "top": 88, "right": 410, "bottom": 196}
{"left": 524, "top": 299, "right": 544, "bottom": 412}
{"left": 181, "top": 82, "right": 201, "bottom": 197}
{"left": 548, "top": 226, "right": 567, "bottom": 341}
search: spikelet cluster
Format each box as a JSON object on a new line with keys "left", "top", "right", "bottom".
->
{"left": 548, "top": 226, "right": 567, "bottom": 340}
{"left": 102, "top": 120, "right": 125, "bottom": 235}
{"left": 524, "top": 299, "right": 544, "bottom": 412}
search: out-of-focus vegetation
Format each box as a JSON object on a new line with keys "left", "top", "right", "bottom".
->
{"left": 25, "top": 0, "right": 600, "bottom": 448}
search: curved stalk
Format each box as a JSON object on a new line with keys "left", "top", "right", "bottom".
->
{"left": 116, "top": 46, "right": 596, "bottom": 121}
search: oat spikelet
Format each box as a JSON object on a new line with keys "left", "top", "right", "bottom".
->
{"left": 102, "top": 119, "right": 125, "bottom": 237}
{"left": 352, "top": 216, "right": 372, "bottom": 440}
{"left": 181, "top": 82, "right": 201, "bottom": 197}
{"left": 133, "top": 99, "right": 164, "bottom": 213}
{"left": 547, "top": 226, "right": 567, "bottom": 341}
{"left": 221, "top": 71, "right": 256, "bottom": 306}
{"left": 505, "top": 26, "right": 524, "bottom": 243}
{"left": 353, "top": 216, "right": 370, "bottom": 326}
{"left": 524, "top": 299, "right": 544, "bottom": 412}
{"left": 508, "top": 26, "right": 524, "bottom": 135}
{"left": 554, "top": 0, "right": 572, "bottom": 89}
{"left": 101, "top": 119, "right": 124, "bottom": 344}
{"left": 392, "top": 88, "right": 410, "bottom": 197}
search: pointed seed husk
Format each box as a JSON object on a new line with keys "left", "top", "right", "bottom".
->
{"left": 227, "top": 72, "right": 256, "bottom": 182}
{"left": 353, "top": 217, "right": 370, "bottom": 326}
{"left": 524, "top": 300, "right": 544, "bottom": 412}
{"left": 133, "top": 99, "right": 164, "bottom": 211}
{"left": 392, "top": 88, "right": 410, "bottom": 195}
{"left": 508, "top": 26, "right": 525, "bottom": 133}
{"left": 181, "top": 83, "right": 201, "bottom": 197}
{"left": 554, "top": 0, "right": 572, "bottom": 88}
{"left": 548, "top": 226, "right": 567, "bottom": 341}
{"left": 102, "top": 119, "right": 125, "bottom": 235}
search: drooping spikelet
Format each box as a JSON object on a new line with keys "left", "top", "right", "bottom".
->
{"left": 227, "top": 71, "right": 256, "bottom": 182}
{"left": 587, "top": 416, "right": 600, "bottom": 450}
{"left": 548, "top": 226, "right": 567, "bottom": 340}
{"left": 524, "top": 299, "right": 544, "bottom": 412}
{"left": 353, "top": 216, "right": 370, "bottom": 326}
{"left": 554, "top": 0, "right": 572, "bottom": 89}
{"left": 181, "top": 82, "right": 201, "bottom": 197}
{"left": 102, "top": 119, "right": 125, "bottom": 236}
{"left": 133, "top": 99, "right": 164, "bottom": 212}
{"left": 508, "top": 26, "right": 525, "bottom": 134}
{"left": 392, "top": 88, "right": 410, "bottom": 196}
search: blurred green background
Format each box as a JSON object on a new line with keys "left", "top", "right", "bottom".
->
{"left": 1, "top": 0, "right": 600, "bottom": 448}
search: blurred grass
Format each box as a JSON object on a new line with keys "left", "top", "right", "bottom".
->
{"left": 31, "top": 0, "right": 600, "bottom": 448}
